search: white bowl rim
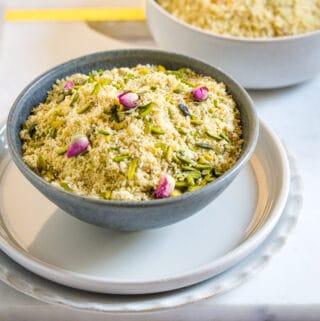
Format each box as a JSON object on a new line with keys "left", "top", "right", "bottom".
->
{"left": 148, "top": 0, "right": 320, "bottom": 43}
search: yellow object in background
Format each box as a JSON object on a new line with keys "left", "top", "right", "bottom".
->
{"left": 6, "top": 7, "right": 145, "bottom": 22}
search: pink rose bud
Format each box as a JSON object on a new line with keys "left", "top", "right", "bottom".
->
{"left": 155, "top": 174, "right": 175, "bottom": 199}
{"left": 118, "top": 91, "right": 140, "bottom": 109}
{"left": 64, "top": 81, "right": 75, "bottom": 90}
{"left": 192, "top": 86, "right": 209, "bottom": 102}
{"left": 67, "top": 135, "right": 90, "bottom": 158}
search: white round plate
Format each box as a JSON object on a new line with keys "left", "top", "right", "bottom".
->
{"left": 0, "top": 121, "right": 302, "bottom": 312}
{"left": 0, "top": 121, "right": 290, "bottom": 295}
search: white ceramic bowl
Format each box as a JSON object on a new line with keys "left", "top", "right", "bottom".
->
{"left": 146, "top": 0, "right": 320, "bottom": 89}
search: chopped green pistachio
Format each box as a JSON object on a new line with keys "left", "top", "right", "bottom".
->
{"left": 205, "top": 131, "right": 222, "bottom": 140}
{"left": 37, "top": 155, "right": 47, "bottom": 172}
{"left": 185, "top": 170, "right": 202, "bottom": 179}
{"left": 151, "top": 127, "right": 165, "bottom": 135}
{"left": 50, "top": 119, "right": 65, "bottom": 129}
{"left": 127, "top": 159, "right": 138, "bottom": 179}
{"left": 77, "top": 102, "right": 92, "bottom": 114}
{"left": 186, "top": 175, "right": 195, "bottom": 186}
{"left": 59, "top": 182, "right": 73, "bottom": 192}
{"left": 48, "top": 127, "right": 56, "bottom": 138}
{"left": 173, "top": 85, "right": 184, "bottom": 94}
{"left": 195, "top": 163, "right": 213, "bottom": 170}
{"left": 196, "top": 143, "right": 214, "bottom": 150}
{"left": 150, "top": 86, "right": 157, "bottom": 91}
{"left": 168, "top": 107, "right": 174, "bottom": 119}
{"left": 104, "top": 190, "right": 112, "bottom": 200}
{"left": 46, "top": 171, "right": 55, "bottom": 181}
{"left": 181, "top": 165, "right": 194, "bottom": 171}
{"left": 113, "top": 123, "right": 125, "bottom": 130}
{"left": 56, "top": 93, "right": 65, "bottom": 103}
{"left": 154, "top": 142, "right": 168, "bottom": 151}
{"left": 99, "top": 129, "right": 111, "bottom": 136}
{"left": 113, "top": 155, "right": 130, "bottom": 162}
{"left": 166, "top": 146, "right": 173, "bottom": 162}
{"left": 28, "top": 123, "right": 37, "bottom": 138}
{"left": 87, "top": 72, "right": 96, "bottom": 83}
{"left": 157, "top": 65, "right": 166, "bottom": 72}
{"left": 56, "top": 146, "right": 68, "bottom": 155}
{"left": 176, "top": 153, "right": 193, "bottom": 165}
{"left": 220, "top": 132, "right": 230, "bottom": 142}
{"left": 175, "top": 181, "right": 188, "bottom": 188}
{"left": 176, "top": 127, "right": 187, "bottom": 135}
{"left": 181, "top": 79, "right": 195, "bottom": 87}
{"left": 91, "top": 83, "right": 101, "bottom": 95}
{"left": 214, "top": 99, "right": 219, "bottom": 107}
{"left": 139, "top": 102, "right": 153, "bottom": 118}
{"left": 190, "top": 118, "right": 203, "bottom": 125}
{"left": 69, "top": 92, "right": 79, "bottom": 107}
{"left": 124, "top": 73, "right": 137, "bottom": 82}
{"left": 171, "top": 189, "right": 182, "bottom": 197}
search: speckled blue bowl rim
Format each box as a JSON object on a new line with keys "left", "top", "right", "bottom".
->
{"left": 7, "top": 49, "right": 259, "bottom": 207}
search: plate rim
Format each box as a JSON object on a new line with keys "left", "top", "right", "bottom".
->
{"left": 0, "top": 120, "right": 290, "bottom": 294}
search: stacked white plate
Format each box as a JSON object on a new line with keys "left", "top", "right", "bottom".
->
{"left": 0, "top": 121, "right": 302, "bottom": 312}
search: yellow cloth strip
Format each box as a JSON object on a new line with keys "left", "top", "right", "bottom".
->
{"left": 6, "top": 8, "right": 146, "bottom": 22}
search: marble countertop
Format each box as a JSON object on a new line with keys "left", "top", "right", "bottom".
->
{"left": 0, "top": 2, "right": 319, "bottom": 320}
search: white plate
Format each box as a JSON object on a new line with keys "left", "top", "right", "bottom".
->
{"left": 0, "top": 122, "right": 302, "bottom": 312}
{"left": 0, "top": 121, "right": 290, "bottom": 295}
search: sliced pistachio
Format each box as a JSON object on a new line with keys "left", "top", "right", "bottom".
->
{"left": 173, "top": 85, "right": 184, "bottom": 94}
{"left": 181, "top": 79, "right": 195, "bottom": 87}
{"left": 48, "top": 127, "right": 56, "bottom": 138}
{"left": 175, "top": 181, "right": 188, "bottom": 188}
{"left": 190, "top": 118, "right": 203, "bottom": 125}
{"left": 37, "top": 155, "right": 47, "bottom": 172}
{"left": 185, "top": 170, "right": 202, "bottom": 179}
{"left": 171, "top": 189, "right": 182, "bottom": 197}
{"left": 157, "top": 65, "right": 166, "bottom": 72}
{"left": 205, "top": 131, "right": 222, "bottom": 140}
{"left": 104, "top": 190, "right": 112, "bottom": 200}
{"left": 113, "top": 155, "right": 130, "bottom": 162}
{"left": 77, "top": 102, "right": 92, "bottom": 114}
{"left": 28, "top": 123, "right": 37, "bottom": 138}
{"left": 56, "top": 146, "right": 68, "bottom": 155}
{"left": 69, "top": 92, "right": 79, "bottom": 107}
{"left": 127, "top": 159, "right": 138, "bottom": 179}
{"left": 175, "top": 153, "right": 193, "bottom": 165}
{"left": 151, "top": 127, "right": 165, "bottom": 135}
{"left": 91, "top": 83, "right": 101, "bottom": 95}
{"left": 139, "top": 102, "right": 153, "bottom": 118}
{"left": 59, "top": 182, "right": 73, "bottom": 192}
{"left": 113, "top": 123, "right": 125, "bottom": 130}
{"left": 196, "top": 143, "right": 214, "bottom": 150}
{"left": 176, "top": 127, "right": 187, "bottom": 135}
{"left": 214, "top": 99, "right": 219, "bottom": 107}
{"left": 220, "top": 132, "right": 230, "bottom": 142}
{"left": 195, "top": 163, "right": 213, "bottom": 170}
{"left": 99, "top": 129, "right": 111, "bottom": 136}
{"left": 168, "top": 107, "right": 174, "bottom": 119}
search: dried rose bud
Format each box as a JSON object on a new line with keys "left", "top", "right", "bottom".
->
{"left": 66, "top": 135, "right": 90, "bottom": 158}
{"left": 155, "top": 174, "right": 175, "bottom": 199}
{"left": 64, "top": 81, "right": 75, "bottom": 90}
{"left": 118, "top": 91, "right": 140, "bottom": 109}
{"left": 192, "top": 86, "right": 209, "bottom": 102}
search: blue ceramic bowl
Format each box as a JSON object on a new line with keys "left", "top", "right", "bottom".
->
{"left": 7, "top": 49, "right": 259, "bottom": 231}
